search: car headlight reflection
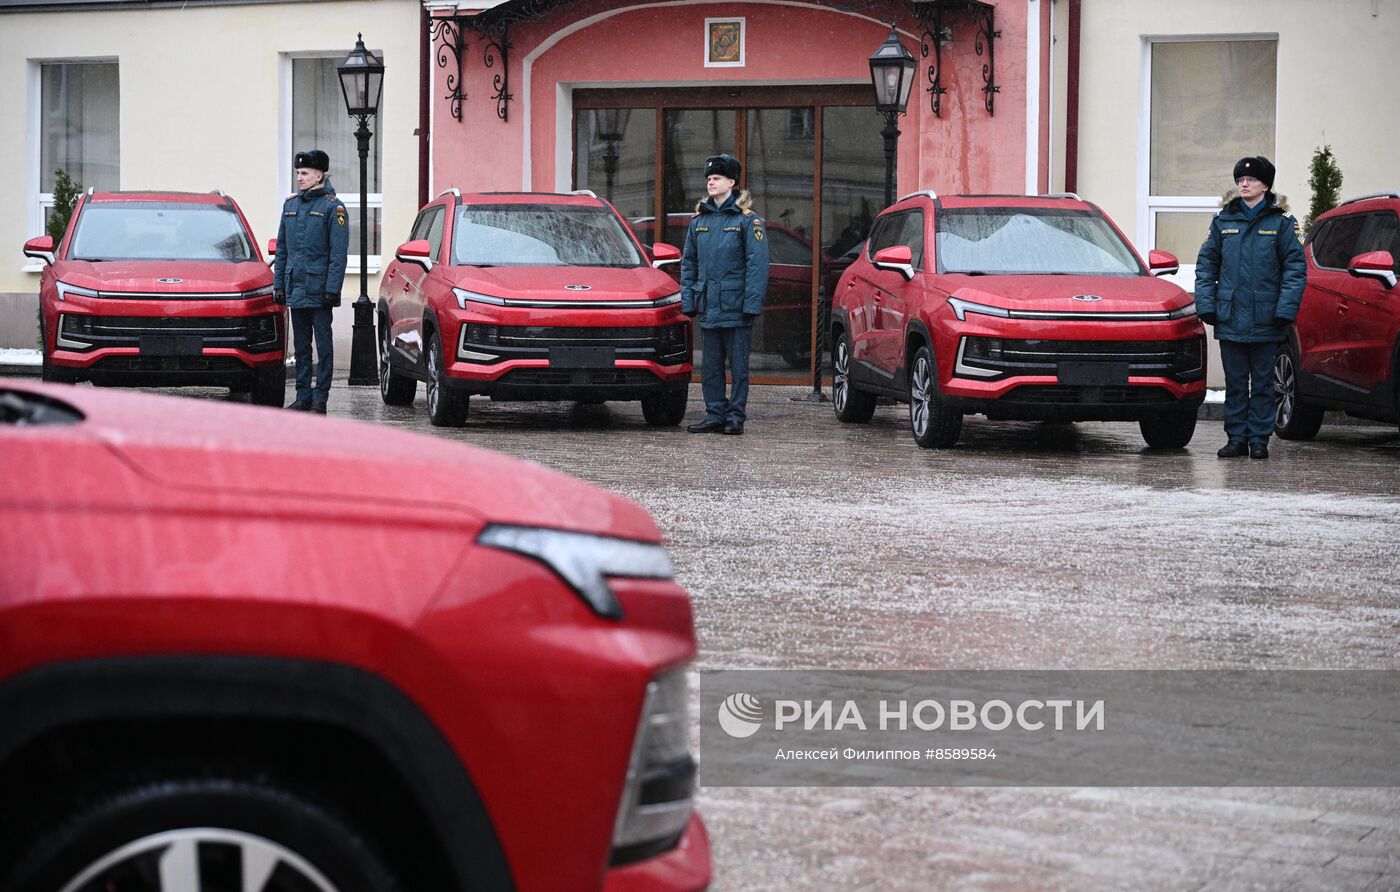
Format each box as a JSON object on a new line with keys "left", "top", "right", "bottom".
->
{"left": 56, "top": 281, "right": 100, "bottom": 302}
{"left": 476, "top": 525, "right": 673, "bottom": 620}
{"left": 453, "top": 287, "right": 505, "bottom": 309}
{"left": 1167, "top": 301, "right": 1197, "bottom": 319}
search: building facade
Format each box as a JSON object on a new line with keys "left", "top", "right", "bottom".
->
{"left": 3, "top": 0, "right": 1397, "bottom": 387}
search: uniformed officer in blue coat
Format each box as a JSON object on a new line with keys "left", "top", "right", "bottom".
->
{"left": 680, "top": 153, "right": 770, "bottom": 435}
{"left": 274, "top": 149, "right": 349, "bottom": 413}
{"left": 1195, "top": 156, "right": 1307, "bottom": 459}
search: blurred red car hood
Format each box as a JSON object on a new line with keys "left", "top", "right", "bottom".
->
{"left": 943, "top": 274, "right": 1191, "bottom": 314}
{"left": 19, "top": 382, "right": 659, "bottom": 542}
{"left": 452, "top": 266, "right": 677, "bottom": 302}
{"left": 54, "top": 261, "right": 272, "bottom": 294}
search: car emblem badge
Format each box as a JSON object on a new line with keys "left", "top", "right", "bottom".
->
{"left": 565, "top": 285, "right": 591, "bottom": 291}
{"left": 157, "top": 278, "right": 183, "bottom": 284}
{"left": 1071, "top": 294, "right": 1103, "bottom": 302}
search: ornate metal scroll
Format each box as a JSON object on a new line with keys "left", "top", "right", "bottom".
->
{"left": 431, "top": 16, "right": 469, "bottom": 122}
{"left": 480, "top": 24, "right": 512, "bottom": 123}
{"left": 973, "top": 3, "right": 1000, "bottom": 115}
{"left": 910, "top": 0, "right": 1000, "bottom": 117}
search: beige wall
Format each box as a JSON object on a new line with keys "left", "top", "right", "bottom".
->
{"left": 0, "top": 0, "right": 422, "bottom": 360}
{"left": 1049, "top": 0, "right": 1400, "bottom": 386}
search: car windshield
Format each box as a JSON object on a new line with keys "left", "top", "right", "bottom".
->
{"left": 453, "top": 204, "right": 643, "bottom": 267}
{"left": 936, "top": 208, "right": 1142, "bottom": 276}
{"left": 69, "top": 203, "right": 255, "bottom": 262}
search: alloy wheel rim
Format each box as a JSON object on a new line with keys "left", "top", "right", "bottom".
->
{"left": 834, "top": 340, "right": 849, "bottom": 411}
{"left": 911, "top": 357, "right": 930, "bottom": 436}
{"left": 427, "top": 341, "right": 440, "bottom": 416}
{"left": 59, "top": 828, "right": 341, "bottom": 892}
{"left": 379, "top": 327, "right": 392, "bottom": 398}
{"left": 1274, "top": 353, "right": 1294, "bottom": 427}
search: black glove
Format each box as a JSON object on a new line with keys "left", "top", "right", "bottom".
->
{"left": 273, "top": 290, "right": 286, "bottom": 305}
{"left": 1273, "top": 317, "right": 1293, "bottom": 327}
{"left": 1199, "top": 312, "right": 1217, "bottom": 326}
{"left": 323, "top": 293, "right": 340, "bottom": 309}
{"left": 742, "top": 313, "right": 760, "bottom": 322}
{"left": 683, "top": 310, "right": 698, "bottom": 319}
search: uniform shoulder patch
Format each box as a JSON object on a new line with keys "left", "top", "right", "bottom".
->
{"left": 335, "top": 205, "right": 347, "bottom": 227}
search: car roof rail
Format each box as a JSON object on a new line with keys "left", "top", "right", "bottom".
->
{"left": 436, "top": 187, "right": 461, "bottom": 200}
{"left": 1040, "top": 192, "right": 1083, "bottom": 200}
{"left": 1337, "top": 192, "right": 1400, "bottom": 207}
{"left": 570, "top": 189, "right": 599, "bottom": 198}
{"left": 87, "top": 186, "right": 94, "bottom": 197}
{"left": 211, "top": 189, "right": 226, "bottom": 197}
{"left": 896, "top": 190, "right": 939, "bottom": 204}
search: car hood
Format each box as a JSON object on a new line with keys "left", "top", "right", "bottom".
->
{"left": 940, "top": 274, "right": 1191, "bottom": 313}
{"left": 451, "top": 266, "right": 678, "bottom": 302}
{"left": 26, "top": 382, "right": 660, "bottom": 542}
{"left": 55, "top": 260, "right": 272, "bottom": 294}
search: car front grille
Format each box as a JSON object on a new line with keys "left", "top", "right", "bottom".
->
{"left": 498, "top": 368, "right": 661, "bottom": 387}
{"left": 59, "top": 314, "right": 282, "bottom": 353}
{"left": 460, "top": 323, "right": 689, "bottom": 365}
{"left": 1000, "top": 385, "right": 1179, "bottom": 405}
{"left": 959, "top": 336, "right": 1205, "bottom": 381}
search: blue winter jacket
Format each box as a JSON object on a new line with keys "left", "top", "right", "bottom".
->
{"left": 274, "top": 182, "right": 350, "bottom": 309}
{"left": 680, "top": 194, "right": 770, "bottom": 329}
{"left": 1194, "top": 196, "right": 1307, "bottom": 344}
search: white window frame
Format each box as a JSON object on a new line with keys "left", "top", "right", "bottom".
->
{"left": 1137, "top": 34, "right": 1278, "bottom": 291}
{"left": 279, "top": 52, "right": 382, "bottom": 274}
{"left": 26, "top": 56, "right": 119, "bottom": 273}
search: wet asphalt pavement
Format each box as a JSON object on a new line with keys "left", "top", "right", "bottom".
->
{"left": 166, "top": 382, "right": 1400, "bottom": 889}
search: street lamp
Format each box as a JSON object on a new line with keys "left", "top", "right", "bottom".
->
{"left": 868, "top": 25, "right": 916, "bottom": 209}
{"left": 337, "top": 33, "right": 385, "bottom": 386}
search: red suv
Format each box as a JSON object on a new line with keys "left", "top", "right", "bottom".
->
{"left": 22, "top": 191, "right": 286, "bottom": 406}
{"left": 0, "top": 379, "right": 708, "bottom": 891}
{"left": 1274, "top": 192, "right": 1400, "bottom": 438}
{"left": 831, "top": 192, "right": 1206, "bottom": 448}
{"left": 378, "top": 191, "right": 691, "bottom": 426}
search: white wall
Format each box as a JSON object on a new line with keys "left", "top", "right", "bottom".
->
{"left": 0, "top": 0, "right": 422, "bottom": 359}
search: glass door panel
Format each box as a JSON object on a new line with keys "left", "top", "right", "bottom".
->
{"left": 662, "top": 110, "right": 737, "bottom": 250}
{"left": 574, "top": 108, "right": 657, "bottom": 220}
{"left": 747, "top": 108, "right": 816, "bottom": 372}
{"left": 820, "top": 106, "right": 888, "bottom": 375}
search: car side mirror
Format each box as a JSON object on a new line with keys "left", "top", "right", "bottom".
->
{"left": 872, "top": 245, "right": 915, "bottom": 281}
{"left": 1148, "top": 249, "right": 1179, "bottom": 277}
{"left": 265, "top": 238, "right": 277, "bottom": 267}
{"left": 1348, "top": 250, "right": 1396, "bottom": 289}
{"left": 396, "top": 239, "right": 434, "bottom": 271}
{"left": 651, "top": 243, "right": 681, "bottom": 269}
{"left": 23, "top": 235, "right": 55, "bottom": 267}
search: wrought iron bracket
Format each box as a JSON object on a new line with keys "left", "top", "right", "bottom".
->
{"left": 430, "top": 16, "right": 468, "bottom": 122}
{"left": 430, "top": 14, "right": 513, "bottom": 123}
{"left": 911, "top": 0, "right": 999, "bottom": 117}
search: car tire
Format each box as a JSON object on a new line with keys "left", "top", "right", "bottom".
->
{"left": 1139, "top": 405, "right": 1197, "bottom": 449}
{"left": 908, "top": 345, "right": 961, "bottom": 448}
{"left": 2, "top": 776, "right": 401, "bottom": 892}
{"left": 1273, "top": 344, "right": 1324, "bottom": 440}
{"left": 379, "top": 318, "right": 416, "bottom": 407}
{"left": 833, "top": 329, "right": 877, "bottom": 424}
{"left": 641, "top": 386, "right": 688, "bottom": 426}
{"left": 426, "top": 330, "right": 467, "bottom": 427}
{"left": 250, "top": 365, "right": 287, "bottom": 407}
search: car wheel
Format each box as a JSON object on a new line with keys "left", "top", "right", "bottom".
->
{"left": 908, "top": 345, "right": 961, "bottom": 448}
{"left": 379, "top": 318, "right": 416, "bottom": 407}
{"left": 1273, "top": 345, "right": 1323, "bottom": 440}
{"left": 1139, "top": 405, "right": 1197, "bottom": 449}
{"left": 3, "top": 777, "right": 400, "bottom": 892}
{"left": 832, "top": 330, "right": 876, "bottom": 424}
{"left": 250, "top": 365, "right": 287, "bottom": 407}
{"left": 641, "top": 386, "right": 688, "bottom": 426}
{"left": 425, "top": 331, "right": 467, "bottom": 427}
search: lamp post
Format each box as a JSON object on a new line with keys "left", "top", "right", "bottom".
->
{"left": 337, "top": 33, "right": 385, "bottom": 386}
{"left": 868, "top": 26, "right": 916, "bottom": 209}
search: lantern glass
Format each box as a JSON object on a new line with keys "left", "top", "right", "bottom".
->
{"left": 337, "top": 34, "right": 385, "bottom": 117}
{"left": 868, "top": 27, "right": 916, "bottom": 114}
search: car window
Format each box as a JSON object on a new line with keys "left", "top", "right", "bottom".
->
{"left": 935, "top": 207, "right": 1140, "bottom": 275}
{"left": 424, "top": 207, "right": 446, "bottom": 261}
{"left": 409, "top": 209, "right": 433, "bottom": 243}
{"left": 866, "top": 210, "right": 923, "bottom": 269}
{"left": 69, "top": 203, "right": 255, "bottom": 262}
{"left": 453, "top": 204, "right": 643, "bottom": 267}
{"left": 1312, "top": 213, "right": 1368, "bottom": 270}
{"left": 1361, "top": 212, "right": 1400, "bottom": 271}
